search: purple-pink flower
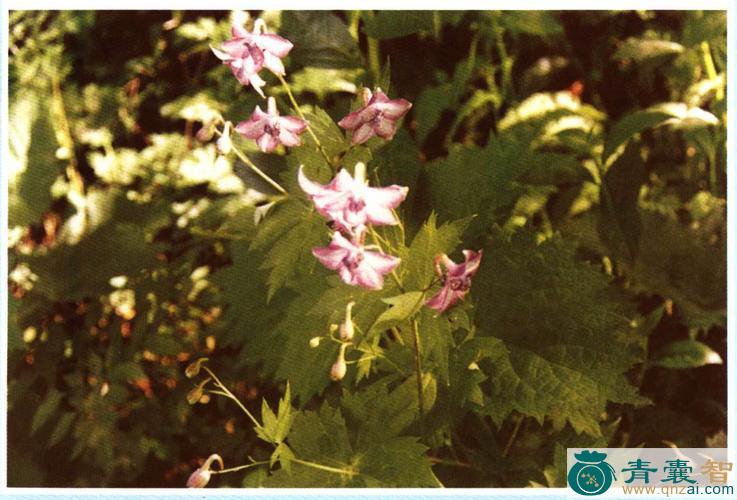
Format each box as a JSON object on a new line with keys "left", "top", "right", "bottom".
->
{"left": 211, "top": 19, "right": 293, "bottom": 96}
{"left": 298, "top": 162, "right": 408, "bottom": 232}
{"left": 338, "top": 88, "right": 412, "bottom": 145}
{"left": 312, "top": 231, "right": 400, "bottom": 290}
{"left": 426, "top": 250, "right": 483, "bottom": 313}
{"left": 235, "top": 97, "right": 308, "bottom": 153}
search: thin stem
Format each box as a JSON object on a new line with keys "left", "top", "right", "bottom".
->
{"left": 412, "top": 319, "right": 425, "bottom": 432}
{"left": 502, "top": 416, "right": 523, "bottom": 457}
{"left": 213, "top": 128, "right": 287, "bottom": 195}
{"left": 292, "top": 458, "right": 357, "bottom": 477}
{"left": 367, "top": 37, "right": 381, "bottom": 85}
{"left": 202, "top": 366, "right": 263, "bottom": 430}
{"left": 276, "top": 74, "right": 334, "bottom": 167}
{"left": 367, "top": 226, "right": 404, "bottom": 292}
{"left": 210, "top": 460, "right": 270, "bottom": 475}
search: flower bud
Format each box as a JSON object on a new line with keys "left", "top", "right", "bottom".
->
{"left": 216, "top": 122, "right": 232, "bottom": 155}
{"left": 339, "top": 302, "right": 355, "bottom": 341}
{"left": 186, "top": 467, "right": 211, "bottom": 488}
{"left": 185, "top": 357, "right": 209, "bottom": 379}
{"left": 186, "top": 453, "right": 223, "bottom": 488}
{"left": 309, "top": 336, "right": 321, "bottom": 348}
{"left": 196, "top": 121, "right": 216, "bottom": 142}
{"left": 330, "top": 343, "right": 348, "bottom": 381}
{"left": 330, "top": 358, "right": 347, "bottom": 381}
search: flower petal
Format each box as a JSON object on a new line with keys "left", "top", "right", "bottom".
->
{"left": 297, "top": 166, "right": 329, "bottom": 196}
{"left": 363, "top": 251, "right": 400, "bottom": 275}
{"left": 365, "top": 185, "right": 408, "bottom": 209}
{"left": 278, "top": 129, "right": 302, "bottom": 147}
{"left": 256, "top": 133, "right": 279, "bottom": 152}
{"left": 351, "top": 123, "right": 376, "bottom": 145}
{"left": 279, "top": 115, "right": 308, "bottom": 134}
{"left": 375, "top": 98, "right": 412, "bottom": 120}
{"left": 263, "top": 51, "right": 286, "bottom": 76}
{"left": 373, "top": 118, "right": 397, "bottom": 140}
{"left": 337, "top": 110, "right": 364, "bottom": 130}
{"left": 255, "top": 33, "right": 293, "bottom": 58}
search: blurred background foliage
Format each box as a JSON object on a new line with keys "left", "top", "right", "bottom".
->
{"left": 6, "top": 10, "right": 727, "bottom": 487}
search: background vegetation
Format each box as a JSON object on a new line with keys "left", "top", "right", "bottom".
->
{"left": 7, "top": 10, "right": 727, "bottom": 487}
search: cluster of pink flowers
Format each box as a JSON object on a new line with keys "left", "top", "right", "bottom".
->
{"left": 211, "top": 17, "right": 309, "bottom": 152}
{"left": 299, "top": 162, "right": 407, "bottom": 290}
{"left": 211, "top": 16, "right": 481, "bottom": 309}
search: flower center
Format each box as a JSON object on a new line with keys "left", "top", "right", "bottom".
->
{"left": 446, "top": 276, "right": 471, "bottom": 291}
{"left": 264, "top": 122, "right": 280, "bottom": 136}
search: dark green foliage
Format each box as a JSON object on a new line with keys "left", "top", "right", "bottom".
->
{"left": 6, "top": 9, "right": 727, "bottom": 489}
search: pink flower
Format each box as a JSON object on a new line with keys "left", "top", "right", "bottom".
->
{"left": 235, "top": 97, "right": 308, "bottom": 153}
{"left": 211, "top": 19, "right": 293, "bottom": 96}
{"left": 338, "top": 88, "right": 412, "bottom": 145}
{"left": 298, "top": 162, "right": 408, "bottom": 231}
{"left": 425, "top": 250, "right": 483, "bottom": 313}
{"left": 312, "top": 231, "right": 400, "bottom": 290}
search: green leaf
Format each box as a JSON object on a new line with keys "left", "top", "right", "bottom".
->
{"left": 371, "top": 292, "right": 425, "bottom": 332}
{"left": 250, "top": 199, "right": 327, "bottom": 301}
{"left": 48, "top": 412, "right": 76, "bottom": 447}
{"left": 31, "top": 389, "right": 64, "bottom": 435}
{"left": 20, "top": 189, "right": 164, "bottom": 301}
{"left": 281, "top": 11, "right": 362, "bottom": 69}
{"left": 362, "top": 11, "right": 435, "bottom": 39}
{"left": 301, "top": 107, "right": 348, "bottom": 159}
{"left": 613, "top": 38, "right": 685, "bottom": 63}
{"left": 402, "top": 213, "right": 469, "bottom": 290}
{"left": 631, "top": 211, "right": 725, "bottom": 328}
{"left": 598, "top": 143, "right": 645, "bottom": 263}
{"left": 415, "top": 84, "right": 454, "bottom": 144}
{"left": 474, "top": 229, "right": 647, "bottom": 436}
{"left": 501, "top": 11, "right": 563, "bottom": 36}
{"left": 603, "top": 103, "right": 719, "bottom": 162}
{"left": 8, "top": 88, "right": 63, "bottom": 226}
{"left": 651, "top": 340, "right": 722, "bottom": 369}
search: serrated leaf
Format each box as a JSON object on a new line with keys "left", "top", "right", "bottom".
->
{"left": 402, "top": 214, "right": 469, "bottom": 290}
{"left": 281, "top": 11, "right": 362, "bottom": 69}
{"left": 651, "top": 340, "right": 722, "bottom": 369}
{"left": 371, "top": 292, "right": 425, "bottom": 332}
{"left": 31, "top": 389, "right": 63, "bottom": 435}
{"left": 48, "top": 412, "right": 75, "bottom": 447}
{"left": 250, "top": 199, "right": 327, "bottom": 301}
{"left": 598, "top": 143, "right": 645, "bottom": 263}
{"left": 474, "top": 229, "right": 647, "bottom": 436}
{"left": 362, "top": 11, "right": 435, "bottom": 39}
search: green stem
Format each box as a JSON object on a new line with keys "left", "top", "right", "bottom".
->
{"left": 292, "top": 458, "right": 357, "bottom": 477}
{"left": 367, "top": 226, "right": 404, "bottom": 292}
{"left": 412, "top": 319, "right": 425, "bottom": 432}
{"left": 367, "top": 37, "right": 381, "bottom": 85}
{"left": 214, "top": 128, "right": 287, "bottom": 195}
{"left": 502, "top": 416, "right": 523, "bottom": 457}
{"left": 491, "top": 13, "right": 513, "bottom": 101}
{"left": 202, "top": 366, "right": 263, "bottom": 430}
{"left": 210, "top": 460, "right": 270, "bottom": 475}
{"left": 276, "top": 74, "right": 334, "bottom": 167}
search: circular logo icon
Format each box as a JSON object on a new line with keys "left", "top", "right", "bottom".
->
{"left": 568, "top": 450, "right": 616, "bottom": 496}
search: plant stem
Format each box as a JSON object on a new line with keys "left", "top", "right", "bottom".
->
{"left": 412, "top": 319, "right": 425, "bottom": 432}
{"left": 202, "top": 366, "right": 263, "bottom": 430}
{"left": 502, "top": 416, "right": 523, "bottom": 457}
{"left": 367, "top": 226, "right": 404, "bottom": 292}
{"left": 210, "top": 460, "right": 270, "bottom": 475}
{"left": 292, "top": 458, "right": 357, "bottom": 477}
{"left": 214, "top": 128, "right": 287, "bottom": 195}
{"left": 276, "top": 74, "right": 334, "bottom": 167}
